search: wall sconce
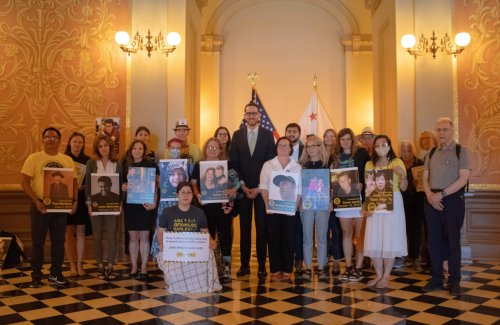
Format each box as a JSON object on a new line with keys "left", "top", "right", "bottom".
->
{"left": 115, "top": 30, "right": 181, "bottom": 57}
{"left": 401, "top": 30, "right": 471, "bottom": 59}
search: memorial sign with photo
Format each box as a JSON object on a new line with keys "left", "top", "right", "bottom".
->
{"left": 268, "top": 171, "right": 299, "bottom": 216}
{"left": 411, "top": 166, "right": 424, "bottom": 192}
{"left": 364, "top": 169, "right": 394, "bottom": 213}
{"left": 163, "top": 232, "right": 209, "bottom": 262}
{"left": 127, "top": 167, "right": 156, "bottom": 204}
{"left": 90, "top": 173, "right": 120, "bottom": 215}
{"left": 331, "top": 167, "right": 362, "bottom": 211}
{"left": 43, "top": 167, "right": 74, "bottom": 213}
{"left": 159, "top": 159, "right": 188, "bottom": 201}
{"left": 301, "top": 169, "right": 330, "bottom": 211}
{"left": 199, "top": 160, "right": 229, "bottom": 203}
{"left": 74, "top": 162, "right": 86, "bottom": 187}
{"left": 0, "top": 237, "right": 12, "bottom": 271}
{"left": 96, "top": 117, "right": 120, "bottom": 155}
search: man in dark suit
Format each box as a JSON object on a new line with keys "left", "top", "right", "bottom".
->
{"left": 230, "top": 101, "right": 275, "bottom": 282}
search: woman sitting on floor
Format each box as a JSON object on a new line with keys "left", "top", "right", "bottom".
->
{"left": 156, "top": 181, "right": 222, "bottom": 294}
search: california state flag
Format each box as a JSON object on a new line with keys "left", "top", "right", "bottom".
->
{"left": 299, "top": 86, "right": 336, "bottom": 140}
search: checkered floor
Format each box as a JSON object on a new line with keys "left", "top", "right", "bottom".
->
{"left": 1, "top": 253, "right": 499, "bottom": 324}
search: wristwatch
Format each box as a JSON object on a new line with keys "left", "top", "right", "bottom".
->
{"left": 441, "top": 190, "right": 447, "bottom": 197}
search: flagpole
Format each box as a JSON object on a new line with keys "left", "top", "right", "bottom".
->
{"left": 247, "top": 72, "right": 259, "bottom": 90}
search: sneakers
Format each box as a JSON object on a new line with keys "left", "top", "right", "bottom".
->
{"left": 348, "top": 268, "right": 364, "bottom": 282}
{"left": 318, "top": 267, "right": 330, "bottom": 281}
{"left": 393, "top": 257, "right": 404, "bottom": 269}
{"left": 222, "top": 264, "right": 231, "bottom": 282}
{"left": 30, "top": 278, "right": 43, "bottom": 288}
{"left": 48, "top": 273, "right": 68, "bottom": 286}
{"left": 302, "top": 269, "right": 312, "bottom": 280}
{"left": 340, "top": 267, "right": 353, "bottom": 282}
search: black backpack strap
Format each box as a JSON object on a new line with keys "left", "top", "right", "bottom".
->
{"left": 428, "top": 147, "right": 437, "bottom": 160}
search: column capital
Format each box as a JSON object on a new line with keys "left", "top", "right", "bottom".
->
{"left": 341, "top": 34, "right": 373, "bottom": 52}
{"left": 364, "top": 0, "right": 381, "bottom": 15}
{"left": 201, "top": 35, "right": 224, "bottom": 52}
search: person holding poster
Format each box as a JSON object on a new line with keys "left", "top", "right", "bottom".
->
{"left": 331, "top": 128, "right": 370, "bottom": 282}
{"left": 85, "top": 135, "right": 123, "bottom": 280}
{"left": 192, "top": 138, "right": 238, "bottom": 282}
{"left": 400, "top": 141, "right": 426, "bottom": 270}
{"left": 122, "top": 140, "right": 159, "bottom": 279}
{"left": 21, "top": 127, "right": 78, "bottom": 288}
{"left": 298, "top": 135, "right": 330, "bottom": 280}
{"left": 364, "top": 135, "right": 408, "bottom": 289}
{"left": 64, "top": 132, "right": 90, "bottom": 277}
{"left": 157, "top": 182, "right": 221, "bottom": 293}
{"left": 260, "top": 136, "right": 301, "bottom": 282}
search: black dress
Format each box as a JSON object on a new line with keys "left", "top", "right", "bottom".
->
{"left": 123, "top": 160, "right": 159, "bottom": 231}
{"left": 66, "top": 152, "right": 90, "bottom": 226}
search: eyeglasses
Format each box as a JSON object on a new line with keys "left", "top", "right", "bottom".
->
{"left": 178, "top": 191, "right": 193, "bottom": 196}
{"left": 245, "top": 112, "right": 259, "bottom": 116}
{"left": 374, "top": 143, "right": 390, "bottom": 148}
{"left": 207, "top": 146, "right": 220, "bottom": 151}
{"left": 44, "top": 136, "right": 59, "bottom": 141}
{"left": 278, "top": 143, "right": 290, "bottom": 148}
{"left": 305, "top": 144, "right": 320, "bottom": 149}
{"left": 436, "top": 128, "right": 450, "bottom": 132}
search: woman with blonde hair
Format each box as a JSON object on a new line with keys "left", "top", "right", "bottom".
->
{"left": 299, "top": 135, "right": 331, "bottom": 280}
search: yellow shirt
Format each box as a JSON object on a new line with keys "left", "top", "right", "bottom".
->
{"left": 21, "top": 151, "right": 76, "bottom": 199}
{"left": 365, "top": 158, "right": 406, "bottom": 192}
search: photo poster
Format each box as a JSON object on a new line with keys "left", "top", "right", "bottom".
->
{"left": 0, "top": 237, "right": 12, "bottom": 271}
{"left": 90, "top": 173, "right": 121, "bottom": 215}
{"left": 74, "top": 162, "right": 86, "bottom": 188}
{"left": 364, "top": 169, "right": 394, "bottom": 214}
{"left": 331, "top": 167, "right": 362, "bottom": 211}
{"left": 301, "top": 169, "right": 330, "bottom": 211}
{"left": 199, "top": 160, "right": 229, "bottom": 203}
{"left": 96, "top": 117, "right": 120, "bottom": 155}
{"left": 268, "top": 171, "right": 299, "bottom": 216}
{"left": 43, "top": 167, "right": 74, "bottom": 213}
{"left": 411, "top": 166, "right": 425, "bottom": 192}
{"left": 159, "top": 159, "right": 188, "bottom": 201}
{"left": 127, "top": 167, "right": 156, "bottom": 204}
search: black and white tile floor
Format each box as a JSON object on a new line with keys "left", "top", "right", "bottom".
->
{"left": 1, "top": 253, "right": 499, "bottom": 324}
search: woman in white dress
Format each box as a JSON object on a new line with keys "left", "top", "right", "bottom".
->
{"left": 364, "top": 135, "right": 408, "bottom": 289}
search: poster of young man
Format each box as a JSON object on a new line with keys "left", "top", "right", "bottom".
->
{"left": 364, "top": 169, "right": 394, "bottom": 213}
{"left": 159, "top": 159, "right": 188, "bottom": 201}
{"left": 268, "top": 171, "right": 299, "bottom": 216}
{"left": 301, "top": 169, "right": 330, "bottom": 211}
{"left": 127, "top": 167, "right": 157, "bottom": 204}
{"left": 96, "top": 117, "right": 120, "bottom": 155}
{"left": 411, "top": 165, "right": 424, "bottom": 192}
{"left": 90, "top": 173, "right": 120, "bottom": 215}
{"left": 331, "top": 167, "right": 362, "bottom": 211}
{"left": 43, "top": 167, "right": 74, "bottom": 213}
{"left": 199, "top": 160, "right": 229, "bottom": 203}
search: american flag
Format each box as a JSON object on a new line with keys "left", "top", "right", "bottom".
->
{"left": 240, "top": 89, "right": 280, "bottom": 140}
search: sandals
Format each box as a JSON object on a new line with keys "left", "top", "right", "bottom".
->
{"left": 105, "top": 267, "right": 117, "bottom": 280}
{"left": 375, "top": 277, "right": 390, "bottom": 289}
{"left": 367, "top": 278, "right": 380, "bottom": 287}
{"left": 97, "top": 267, "right": 106, "bottom": 280}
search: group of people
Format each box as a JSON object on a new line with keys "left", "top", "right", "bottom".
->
{"left": 21, "top": 102, "right": 470, "bottom": 296}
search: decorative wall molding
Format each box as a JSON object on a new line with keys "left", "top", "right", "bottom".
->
{"left": 0, "top": 1, "right": 127, "bottom": 185}
{"left": 196, "top": 0, "right": 208, "bottom": 12}
{"left": 201, "top": 35, "right": 224, "bottom": 52}
{"left": 341, "top": 34, "right": 373, "bottom": 52}
{"left": 364, "top": 0, "right": 381, "bottom": 15}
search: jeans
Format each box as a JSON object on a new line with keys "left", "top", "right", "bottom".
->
{"left": 301, "top": 210, "right": 330, "bottom": 268}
